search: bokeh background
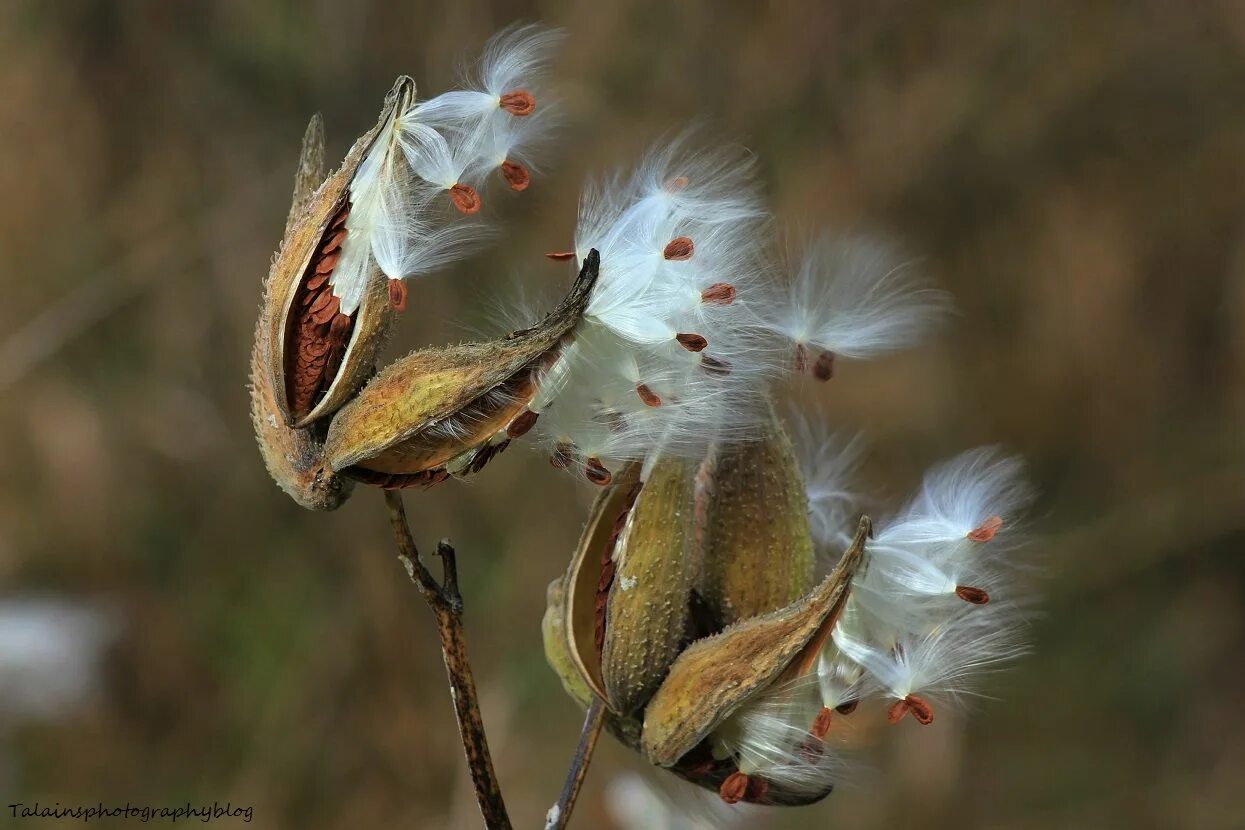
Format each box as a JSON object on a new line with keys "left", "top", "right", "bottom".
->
{"left": 2, "top": 1, "right": 1244, "bottom": 828}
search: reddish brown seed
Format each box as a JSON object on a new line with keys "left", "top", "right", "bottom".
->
{"left": 387, "top": 279, "right": 407, "bottom": 311}
{"left": 315, "top": 250, "right": 340, "bottom": 275}
{"left": 304, "top": 272, "right": 329, "bottom": 292}
{"left": 719, "top": 772, "right": 749, "bottom": 805}
{"left": 701, "top": 355, "right": 732, "bottom": 376}
{"left": 906, "top": 694, "right": 934, "bottom": 725}
{"left": 500, "top": 160, "right": 530, "bottom": 191}
{"left": 813, "top": 350, "right": 836, "bottom": 382}
{"left": 584, "top": 457, "right": 613, "bottom": 486}
{"left": 499, "top": 89, "right": 536, "bottom": 115}
{"left": 811, "top": 706, "right": 834, "bottom": 739}
{"left": 306, "top": 287, "right": 335, "bottom": 317}
{"left": 663, "top": 236, "right": 694, "bottom": 260}
{"left": 955, "top": 585, "right": 991, "bottom": 605}
{"left": 676, "top": 333, "right": 708, "bottom": 352}
{"left": 794, "top": 342, "right": 809, "bottom": 373}
{"left": 635, "top": 383, "right": 662, "bottom": 407}
{"left": 321, "top": 228, "right": 346, "bottom": 254}
{"left": 744, "top": 776, "right": 769, "bottom": 802}
{"left": 700, "top": 282, "right": 736, "bottom": 305}
{"left": 310, "top": 293, "right": 342, "bottom": 326}
{"left": 887, "top": 698, "right": 910, "bottom": 724}
{"left": 550, "top": 441, "right": 575, "bottom": 469}
{"left": 330, "top": 208, "right": 349, "bottom": 229}
{"left": 835, "top": 700, "right": 859, "bottom": 716}
{"left": 506, "top": 409, "right": 539, "bottom": 438}
{"left": 448, "top": 183, "right": 481, "bottom": 214}
{"left": 967, "top": 515, "right": 1004, "bottom": 543}
{"left": 546, "top": 251, "right": 576, "bottom": 261}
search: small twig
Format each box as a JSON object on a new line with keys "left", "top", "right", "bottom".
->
{"left": 383, "top": 491, "right": 511, "bottom": 830}
{"left": 545, "top": 697, "right": 607, "bottom": 830}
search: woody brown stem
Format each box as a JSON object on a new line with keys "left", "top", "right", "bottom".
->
{"left": 546, "top": 697, "right": 606, "bottom": 830}
{"left": 383, "top": 491, "right": 511, "bottom": 830}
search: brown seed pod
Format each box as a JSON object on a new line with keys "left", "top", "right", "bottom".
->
{"left": 695, "top": 410, "right": 816, "bottom": 624}
{"left": 640, "top": 517, "right": 870, "bottom": 768}
{"left": 323, "top": 251, "right": 601, "bottom": 483}
{"left": 250, "top": 115, "right": 352, "bottom": 511}
{"left": 261, "top": 76, "right": 416, "bottom": 430}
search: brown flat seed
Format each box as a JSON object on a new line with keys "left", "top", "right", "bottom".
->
{"left": 315, "top": 250, "right": 340, "bottom": 275}
{"left": 676, "top": 333, "right": 708, "bottom": 352}
{"left": 907, "top": 694, "right": 934, "bottom": 725}
{"left": 506, "top": 409, "right": 539, "bottom": 438}
{"left": 811, "top": 706, "right": 833, "bottom": 739}
{"left": 310, "top": 294, "right": 342, "bottom": 325}
{"left": 663, "top": 236, "right": 694, "bottom": 260}
{"left": 813, "top": 350, "right": 835, "bottom": 381}
{"left": 546, "top": 251, "right": 576, "bottom": 260}
{"left": 550, "top": 441, "right": 575, "bottom": 469}
{"left": 719, "top": 772, "right": 749, "bottom": 805}
{"left": 499, "top": 89, "right": 536, "bottom": 115}
{"left": 321, "top": 228, "right": 346, "bottom": 253}
{"left": 500, "top": 160, "right": 530, "bottom": 191}
{"left": 304, "top": 272, "right": 329, "bottom": 292}
{"left": 955, "top": 585, "right": 991, "bottom": 605}
{"left": 584, "top": 457, "right": 613, "bottom": 486}
{"left": 448, "top": 183, "right": 481, "bottom": 214}
{"left": 835, "top": 700, "right": 858, "bottom": 715}
{"left": 887, "top": 698, "right": 911, "bottom": 724}
{"left": 307, "top": 288, "right": 335, "bottom": 317}
{"left": 388, "top": 279, "right": 407, "bottom": 311}
{"left": 700, "top": 282, "right": 736, "bottom": 304}
{"left": 967, "top": 516, "right": 1003, "bottom": 542}
{"left": 635, "top": 383, "right": 662, "bottom": 407}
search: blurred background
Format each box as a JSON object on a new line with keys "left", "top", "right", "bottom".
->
{"left": 2, "top": 1, "right": 1243, "bottom": 828}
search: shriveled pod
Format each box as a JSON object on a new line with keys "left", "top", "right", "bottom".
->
{"left": 262, "top": 76, "right": 415, "bottom": 430}
{"left": 324, "top": 252, "right": 601, "bottom": 488}
{"left": 695, "top": 407, "right": 816, "bottom": 625}
{"left": 551, "top": 455, "right": 700, "bottom": 715}
{"left": 640, "top": 518, "right": 870, "bottom": 786}
{"left": 250, "top": 115, "right": 352, "bottom": 511}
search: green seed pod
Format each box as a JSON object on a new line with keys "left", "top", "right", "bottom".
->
{"left": 250, "top": 115, "right": 352, "bottom": 511}
{"left": 322, "top": 252, "right": 600, "bottom": 488}
{"left": 641, "top": 517, "right": 870, "bottom": 768}
{"left": 696, "top": 409, "right": 816, "bottom": 625}
{"left": 261, "top": 77, "right": 415, "bottom": 430}
{"left": 541, "top": 576, "right": 596, "bottom": 709}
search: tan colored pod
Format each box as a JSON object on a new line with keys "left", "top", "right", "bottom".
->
{"left": 541, "top": 576, "right": 596, "bottom": 709}
{"left": 249, "top": 115, "right": 352, "bottom": 511}
{"left": 261, "top": 77, "right": 415, "bottom": 429}
{"left": 323, "top": 251, "right": 600, "bottom": 488}
{"left": 696, "top": 410, "right": 816, "bottom": 625}
{"left": 600, "top": 456, "right": 699, "bottom": 715}
{"left": 641, "top": 517, "right": 870, "bottom": 768}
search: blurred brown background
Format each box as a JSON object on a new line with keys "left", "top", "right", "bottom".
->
{"left": 2, "top": 1, "right": 1243, "bottom": 828}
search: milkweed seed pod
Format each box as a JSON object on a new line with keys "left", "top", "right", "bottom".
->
{"left": 694, "top": 407, "right": 816, "bottom": 625}
{"left": 548, "top": 455, "right": 699, "bottom": 716}
{"left": 640, "top": 518, "right": 870, "bottom": 806}
{"left": 323, "top": 252, "right": 600, "bottom": 488}
{"left": 250, "top": 115, "right": 353, "bottom": 511}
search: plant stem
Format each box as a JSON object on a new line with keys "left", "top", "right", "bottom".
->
{"left": 383, "top": 490, "right": 511, "bottom": 830}
{"left": 545, "top": 697, "right": 606, "bottom": 830}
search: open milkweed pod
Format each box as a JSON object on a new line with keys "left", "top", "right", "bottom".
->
{"left": 262, "top": 77, "right": 415, "bottom": 430}
{"left": 550, "top": 455, "right": 699, "bottom": 716}
{"left": 323, "top": 251, "right": 600, "bottom": 488}
{"left": 250, "top": 115, "right": 353, "bottom": 511}
{"left": 639, "top": 517, "right": 870, "bottom": 801}
{"left": 696, "top": 408, "right": 816, "bottom": 625}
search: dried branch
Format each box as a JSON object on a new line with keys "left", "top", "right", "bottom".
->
{"left": 545, "top": 697, "right": 606, "bottom": 830}
{"left": 382, "top": 490, "right": 511, "bottom": 830}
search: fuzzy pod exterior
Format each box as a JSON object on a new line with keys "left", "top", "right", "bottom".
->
{"left": 324, "top": 251, "right": 601, "bottom": 485}
{"left": 262, "top": 77, "right": 415, "bottom": 430}
{"left": 640, "top": 517, "right": 870, "bottom": 769}
{"left": 250, "top": 114, "right": 353, "bottom": 511}
{"left": 696, "top": 409, "right": 816, "bottom": 625}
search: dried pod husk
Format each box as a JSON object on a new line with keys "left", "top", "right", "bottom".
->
{"left": 250, "top": 114, "right": 352, "bottom": 511}
{"left": 641, "top": 517, "right": 871, "bottom": 769}
{"left": 541, "top": 575, "right": 596, "bottom": 709}
{"left": 324, "top": 252, "right": 600, "bottom": 487}
{"left": 695, "top": 409, "right": 815, "bottom": 625}
{"left": 261, "top": 76, "right": 415, "bottom": 430}
{"left": 549, "top": 454, "right": 699, "bottom": 716}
